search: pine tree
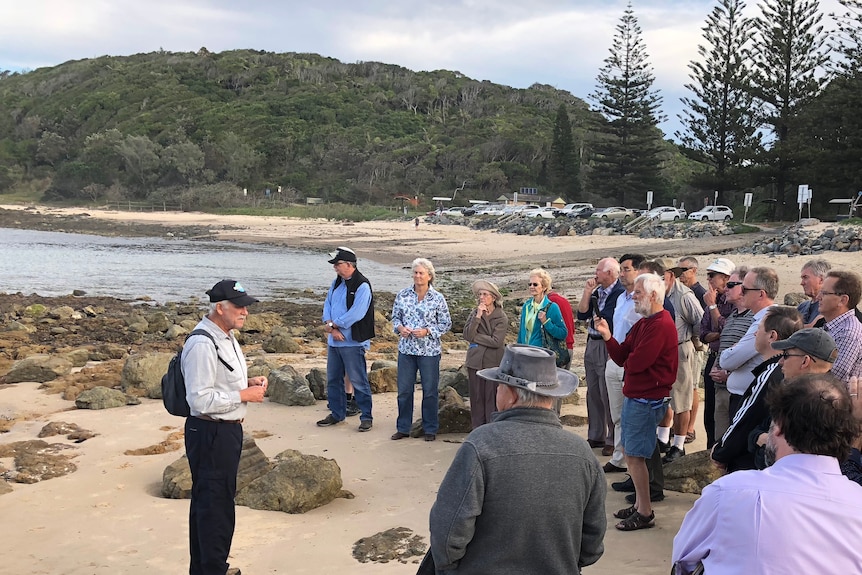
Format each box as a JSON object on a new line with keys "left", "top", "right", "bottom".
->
{"left": 677, "top": 0, "right": 761, "bottom": 200}
{"left": 748, "top": 0, "right": 830, "bottom": 219}
{"left": 548, "top": 104, "right": 581, "bottom": 200}
{"left": 589, "top": 2, "right": 666, "bottom": 206}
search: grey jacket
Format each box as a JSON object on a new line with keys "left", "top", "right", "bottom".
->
{"left": 429, "top": 408, "right": 606, "bottom": 574}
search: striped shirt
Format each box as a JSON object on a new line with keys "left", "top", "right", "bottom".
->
{"left": 718, "top": 309, "right": 754, "bottom": 356}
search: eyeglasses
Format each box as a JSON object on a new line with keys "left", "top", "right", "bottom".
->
{"left": 528, "top": 282, "right": 541, "bottom": 287}
{"left": 780, "top": 351, "right": 812, "bottom": 361}
{"left": 820, "top": 290, "right": 845, "bottom": 297}
{"left": 741, "top": 286, "right": 763, "bottom": 293}
{"left": 726, "top": 281, "right": 742, "bottom": 288}
{"left": 707, "top": 272, "right": 718, "bottom": 278}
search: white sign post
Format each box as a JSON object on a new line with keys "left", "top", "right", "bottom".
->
{"left": 743, "top": 192, "right": 753, "bottom": 223}
{"left": 646, "top": 190, "right": 653, "bottom": 212}
{"left": 797, "top": 184, "right": 810, "bottom": 221}
{"left": 714, "top": 190, "right": 719, "bottom": 205}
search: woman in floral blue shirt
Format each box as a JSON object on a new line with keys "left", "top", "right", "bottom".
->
{"left": 390, "top": 258, "right": 452, "bottom": 441}
{"left": 518, "top": 268, "right": 567, "bottom": 347}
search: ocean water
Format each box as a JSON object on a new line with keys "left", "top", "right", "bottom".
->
{"left": 0, "top": 227, "right": 407, "bottom": 303}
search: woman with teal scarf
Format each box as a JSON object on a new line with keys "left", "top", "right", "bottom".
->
{"left": 518, "top": 268, "right": 567, "bottom": 347}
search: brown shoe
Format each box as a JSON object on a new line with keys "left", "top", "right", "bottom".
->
{"left": 601, "top": 445, "right": 614, "bottom": 456}
{"left": 391, "top": 431, "right": 409, "bottom": 440}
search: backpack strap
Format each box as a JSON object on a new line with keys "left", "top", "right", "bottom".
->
{"left": 186, "top": 329, "right": 235, "bottom": 372}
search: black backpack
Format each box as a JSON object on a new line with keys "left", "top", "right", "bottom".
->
{"left": 162, "top": 329, "right": 234, "bottom": 417}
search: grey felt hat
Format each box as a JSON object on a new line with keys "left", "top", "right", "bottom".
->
{"left": 478, "top": 344, "right": 579, "bottom": 398}
{"left": 471, "top": 279, "right": 502, "bottom": 305}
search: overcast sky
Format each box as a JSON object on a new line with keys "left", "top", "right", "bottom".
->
{"left": 0, "top": 0, "right": 846, "bottom": 139}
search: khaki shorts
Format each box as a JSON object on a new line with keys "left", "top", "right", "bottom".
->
{"left": 671, "top": 341, "right": 695, "bottom": 412}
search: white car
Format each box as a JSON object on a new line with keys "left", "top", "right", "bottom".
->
{"left": 440, "top": 207, "right": 465, "bottom": 217}
{"left": 689, "top": 205, "right": 734, "bottom": 221}
{"left": 646, "top": 206, "right": 686, "bottom": 222}
{"left": 477, "top": 204, "right": 506, "bottom": 216}
{"left": 522, "top": 206, "right": 557, "bottom": 219}
{"left": 554, "top": 203, "right": 594, "bottom": 216}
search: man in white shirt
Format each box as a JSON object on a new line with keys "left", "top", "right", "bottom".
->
{"left": 719, "top": 267, "right": 777, "bottom": 420}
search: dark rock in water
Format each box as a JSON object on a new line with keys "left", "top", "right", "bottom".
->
{"left": 72, "top": 289, "right": 87, "bottom": 296}
{"left": 0, "top": 439, "right": 78, "bottom": 483}
{"left": 353, "top": 527, "right": 427, "bottom": 564}
{"left": 236, "top": 449, "right": 346, "bottom": 514}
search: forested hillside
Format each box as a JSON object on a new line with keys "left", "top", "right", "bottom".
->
{"left": 0, "top": 48, "right": 692, "bottom": 209}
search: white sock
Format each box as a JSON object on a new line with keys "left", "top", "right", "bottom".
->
{"left": 657, "top": 426, "right": 671, "bottom": 444}
{"left": 672, "top": 435, "right": 686, "bottom": 449}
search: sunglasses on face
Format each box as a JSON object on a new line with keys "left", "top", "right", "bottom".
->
{"left": 780, "top": 350, "right": 814, "bottom": 362}
{"left": 528, "top": 282, "right": 541, "bottom": 287}
{"left": 741, "top": 286, "right": 763, "bottom": 293}
{"left": 726, "top": 281, "right": 742, "bottom": 288}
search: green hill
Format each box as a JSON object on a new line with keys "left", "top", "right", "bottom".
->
{"left": 0, "top": 48, "right": 693, "bottom": 209}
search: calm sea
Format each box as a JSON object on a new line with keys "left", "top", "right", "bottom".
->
{"left": 0, "top": 227, "right": 407, "bottom": 303}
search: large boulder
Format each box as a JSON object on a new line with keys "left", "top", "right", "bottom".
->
{"left": 2, "top": 354, "right": 73, "bottom": 383}
{"left": 262, "top": 326, "right": 301, "bottom": 353}
{"left": 162, "top": 434, "right": 271, "bottom": 499}
{"left": 75, "top": 387, "right": 137, "bottom": 410}
{"left": 439, "top": 367, "right": 468, "bottom": 397}
{"left": 663, "top": 449, "right": 724, "bottom": 494}
{"left": 242, "top": 312, "right": 283, "bottom": 334}
{"left": 369, "top": 366, "right": 397, "bottom": 393}
{"left": 120, "top": 352, "right": 174, "bottom": 398}
{"left": 60, "top": 348, "right": 91, "bottom": 368}
{"left": 236, "top": 449, "right": 345, "bottom": 514}
{"left": 409, "top": 386, "right": 471, "bottom": 436}
{"left": 305, "top": 368, "right": 327, "bottom": 400}
{"left": 267, "top": 366, "right": 315, "bottom": 406}
{"left": 145, "top": 311, "right": 172, "bottom": 333}
{"left": 353, "top": 527, "right": 426, "bottom": 564}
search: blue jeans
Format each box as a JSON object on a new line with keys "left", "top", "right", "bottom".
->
{"left": 396, "top": 353, "right": 440, "bottom": 435}
{"left": 326, "top": 345, "right": 373, "bottom": 422}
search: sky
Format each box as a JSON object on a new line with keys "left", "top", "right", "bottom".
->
{"left": 0, "top": 0, "right": 848, "bottom": 140}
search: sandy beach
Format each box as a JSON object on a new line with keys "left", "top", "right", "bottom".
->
{"left": 1, "top": 204, "right": 858, "bottom": 575}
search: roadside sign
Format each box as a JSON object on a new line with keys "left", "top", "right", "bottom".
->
{"left": 646, "top": 190, "right": 653, "bottom": 211}
{"left": 743, "top": 192, "right": 753, "bottom": 223}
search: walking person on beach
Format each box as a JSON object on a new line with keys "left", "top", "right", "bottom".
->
{"left": 391, "top": 257, "right": 452, "bottom": 441}
{"left": 183, "top": 279, "right": 268, "bottom": 575}
{"left": 317, "top": 246, "right": 376, "bottom": 431}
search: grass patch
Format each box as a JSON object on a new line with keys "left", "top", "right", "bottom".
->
{"left": 212, "top": 203, "right": 418, "bottom": 222}
{"left": 730, "top": 223, "right": 761, "bottom": 234}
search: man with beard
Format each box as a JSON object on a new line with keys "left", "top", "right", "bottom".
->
{"left": 672, "top": 373, "right": 862, "bottom": 574}
{"left": 595, "top": 273, "right": 678, "bottom": 531}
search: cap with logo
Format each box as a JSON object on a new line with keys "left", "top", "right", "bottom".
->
{"left": 206, "top": 280, "right": 259, "bottom": 307}
{"left": 706, "top": 258, "right": 735, "bottom": 277}
{"left": 327, "top": 246, "right": 357, "bottom": 264}
{"left": 771, "top": 328, "right": 838, "bottom": 362}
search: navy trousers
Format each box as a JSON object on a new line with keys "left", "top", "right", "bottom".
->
{"left": 185, "top": 417, "right": 243, "bottom": 575}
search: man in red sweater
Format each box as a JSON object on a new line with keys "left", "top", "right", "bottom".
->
{"left": 595, "top": 273, "right": 678, "bottom": 531}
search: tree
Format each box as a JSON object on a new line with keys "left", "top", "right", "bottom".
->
{"left": 748, "top": 0, "right": 830, "bottom": 219}
{"left": 677, "top": 0, "right": 761, "bottom": 200}
{"left": 589, "top": 2, "right": 666, "bottom": 206}
{"left": 547, "top": 104, "right": 581, "bottom": 200}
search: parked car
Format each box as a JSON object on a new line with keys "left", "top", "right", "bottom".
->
{"left": 646, "top": 206, "right": 686, "bottom": 222}
{"left": 689, "top": 205, "right": 734, "bottom": 221}
{"left": 477, "top": 204, "right": 506, "bottom": 216}
{"left": 440, "top": 207, "right": 466, "bottom": 216}
{"left": 590, "top": 206, "right": 636, "bottom": 221}
{"left": 522, "top": 206, "right": 558, "bottom": 219}
{"left": 569, "top": 207, "right": 597, "bottom": 219}
{"left": 554, "top": 203, "right": 594, "bottom": 217}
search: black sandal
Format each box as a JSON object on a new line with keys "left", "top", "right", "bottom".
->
{"left": 613, "top": 505, "right": 638, "bottom": 520}
{"left": 615, "top": 510, "right": 655, "bottom": 531}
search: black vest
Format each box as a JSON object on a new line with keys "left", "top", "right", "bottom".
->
{"left": 333, "top": 269, "right": 376, "bottom": 342}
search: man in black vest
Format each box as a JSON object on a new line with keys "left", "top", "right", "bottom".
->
{"left": 318, "top": 247, "right": 376, "bottom": 431}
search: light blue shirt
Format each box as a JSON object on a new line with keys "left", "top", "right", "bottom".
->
{"left": 391, "top": 285, "right": 452, "bottom": 356}
{"left": 182, "top": 316, "right": 248, "bottom": 419}
{"left": 721, "top": 306, "right": 771, "bottom": 395}
{"left": 673, "top": 454, "right": 862, "bottom": 574}
{"left": 322, "top": 275, "right": 372, "bottom": 349}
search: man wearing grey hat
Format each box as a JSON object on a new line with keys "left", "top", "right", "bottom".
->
{"left": 429, "top": 344, "right": 606, "bottom": 574}
{"left": 184, "top": 279, "right": 268, "bottom": 575}
{"left": 318, "top": 247, "right": 376, "bottom": 431}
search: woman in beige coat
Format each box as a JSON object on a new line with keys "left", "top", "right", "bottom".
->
{"left": 463, "top": 280, "right": 508, "bottom": 428}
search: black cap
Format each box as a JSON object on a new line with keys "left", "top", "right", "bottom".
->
{"left": 206, "top": 280, "right": 259, "bottom": 307}
{"left": 327, "top": 246, "right": 357, "bottom": 264}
